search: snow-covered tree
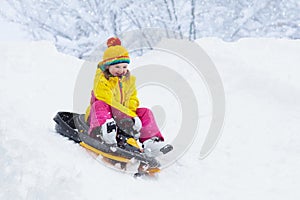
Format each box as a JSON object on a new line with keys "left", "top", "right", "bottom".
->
{"left": 0, "top": 0, "right": 299, "bottom": 59}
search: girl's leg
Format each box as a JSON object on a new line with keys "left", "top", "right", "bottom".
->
{"left": 89, "top": 101, "right": 164, "bottom": 142}
{"left": 136, "top": 108, "right": 164, "bottom": 143}
{"left": 89, "top": 100, "right": 112, "bottom": 134}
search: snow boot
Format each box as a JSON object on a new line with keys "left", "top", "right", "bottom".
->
{"left": 143, "top": 137, "right": 173, "bottom": 157}
{"left": 90, "top": 119, "right": 117, "bottom": 144}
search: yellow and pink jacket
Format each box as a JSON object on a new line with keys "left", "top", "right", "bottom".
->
{"left": 86, "top": 69, "right": 139, "bottom": 130}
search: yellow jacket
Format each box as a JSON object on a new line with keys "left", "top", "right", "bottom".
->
{"left": 86, "top": 69, "right": 139, "bottom": 120}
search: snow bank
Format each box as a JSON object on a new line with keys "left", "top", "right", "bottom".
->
{"left": 0, "top": 38, "right": 300, "bottom": 200}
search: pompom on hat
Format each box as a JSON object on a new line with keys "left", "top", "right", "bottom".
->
{"left": 98, "top": 37, "right": 130, "bottom": 71}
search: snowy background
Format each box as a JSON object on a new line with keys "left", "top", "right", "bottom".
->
{"left": 1, "top": 37, "right": 300, "bottom": 200}
{"left": 1, "top": 0, "right": 300, "bottom": 58}
{"left": 1, "top": 1, "right": 300, "bottom": 200}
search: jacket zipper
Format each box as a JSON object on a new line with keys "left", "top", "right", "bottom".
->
{"left": 118, "top": 78, "right": 123, "bottom": 105}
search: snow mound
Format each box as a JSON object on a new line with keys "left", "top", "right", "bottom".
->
{"left": 1, "top": 38, "right": 300, "bottom": 200}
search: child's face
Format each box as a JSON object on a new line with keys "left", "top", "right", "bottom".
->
{"left": 108, "top": 63, "right": 128, "bottom": 77}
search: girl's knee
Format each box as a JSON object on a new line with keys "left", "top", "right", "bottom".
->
{"left": 136, "top": 107, "right": 153, "bottom": 117}
{"left": 92, "top": 100, "right": 110, "bottom": 109}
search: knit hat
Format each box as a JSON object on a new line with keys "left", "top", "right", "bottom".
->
{"left": 98, "top": 37, "right": 130, "bottom": 71}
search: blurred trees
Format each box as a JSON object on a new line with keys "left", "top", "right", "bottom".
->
{"left": 1, "top": 0, "right": 299, "bottom": 58}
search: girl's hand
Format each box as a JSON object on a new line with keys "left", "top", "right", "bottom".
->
{"left": 133, "top": 116, "right": 142, "bottom": 132}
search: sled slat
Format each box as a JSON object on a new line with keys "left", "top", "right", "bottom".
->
{"left": 80, "top": 142, "right": 130, "bottom": 163}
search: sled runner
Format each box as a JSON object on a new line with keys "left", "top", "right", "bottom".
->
{"left": 53, "top": 111, "right": 171, "bottom": 176}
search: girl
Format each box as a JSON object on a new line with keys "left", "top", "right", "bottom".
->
{"left": 85, "top": 37, "right": 172, "bottom": 157}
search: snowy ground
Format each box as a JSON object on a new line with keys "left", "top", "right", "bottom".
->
{"left": 0, "top": 38, "right": 300, "bottom": 200}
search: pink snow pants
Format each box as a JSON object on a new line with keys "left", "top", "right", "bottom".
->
{"left": 88, "top": 100, "right": 164, "bottom": 143}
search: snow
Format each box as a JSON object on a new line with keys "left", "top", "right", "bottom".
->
{"left": 1, "top": 38, "right": 300, "bottom": 199}
{"left": 2, "top": 0, "right": 300, "bottom": 58}
{"left": 0, "top": 20, "right": 29, "bottom": 42}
